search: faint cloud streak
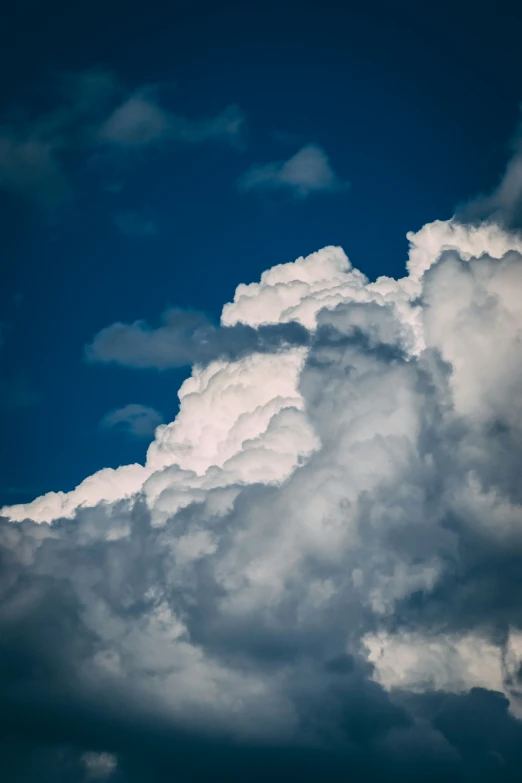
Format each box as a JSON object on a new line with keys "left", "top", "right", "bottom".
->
{"left": 100, "top": 403, "right": 164, "bottom": 439}
{"left": 238, "top": 144, "right": 349, "bottom": 199}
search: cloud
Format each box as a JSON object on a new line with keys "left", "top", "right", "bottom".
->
{"left": 2, "top": 218, "right": 522, "bottom": 780}
{"left": 100, "top": 404, "right": 164, "bottom": 439}
{"left": 113, "top": 210, "right": 160, "bottom": 238}
{"left": 97, "top": 92, "right": 171, "bottom": 148}
{"left": 459, "top": 113, "right": 522, "bottom": 231}
{"left": 0, "top": 69, "right": 118, "bottom": 206}
{"left": 0, "top": 132, "right": 70, "bottom": 207}
{"left": 98, "top": 92, "right": 244, "bottom": 149}
{"left": 82, "top": 752, "right": 118, "bottom": 779}
{"left": 0, "top": 71, "right": 245, "bottom": 206}
{"left": 86, "top": 308, "right": 310, "bottom": 369}
{"left": 237, "top": 144, "right": 348, "bottom": 198}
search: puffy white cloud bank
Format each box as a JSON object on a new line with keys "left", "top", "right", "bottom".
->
{"left": 2, "top": 217, "right": 522, "bottom": 781}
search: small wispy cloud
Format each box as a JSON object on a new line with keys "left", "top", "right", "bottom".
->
{"left": 98, "top": 92, "right": 244, "bottom": 149}
{"left": 0, "top": 70, "right": 246, "bottom": 207}
{"left": 0, "top": 133, "right": 70, "bottom": 207}
{"left": 81, "top": 751, "right": 118, "bottom": 780}
{"left": 460, "top": 149, "right": 522, "bottom": 230}
{"left": 85, "top": 307, "right": 310, "bottom": 370}
{"left": 456, "top": 109, "right": 522, "bottom": 231}
{"left": 237, "top": 143, "right": 349, "bottom": 199}
{"left": 100, "top": 403, "right": 164, "bottom": 439}
{"left": 97, "top": 91, "right": 171, "bottom": 148}
{"left": 114, "top": 210, "right": 160, "bottom": 238}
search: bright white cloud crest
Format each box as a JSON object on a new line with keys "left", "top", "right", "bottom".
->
{"left": 3, "top": 217, "right": 522, "bottom": 742}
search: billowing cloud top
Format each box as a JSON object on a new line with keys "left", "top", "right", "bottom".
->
{"left": 2, "top": 218, "right": 522, "bottom": 781}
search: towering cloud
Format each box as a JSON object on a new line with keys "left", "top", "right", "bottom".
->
{"left": 2, "top": 218, "right": 522, "bottom": 781}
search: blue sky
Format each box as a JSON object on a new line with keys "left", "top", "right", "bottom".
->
{"left": 1, "top": 0, "right": 521, "bottom": 506}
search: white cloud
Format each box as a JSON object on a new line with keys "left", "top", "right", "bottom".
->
{"left": 237, "top": 144, "right": 348, "bottom": 198}
{"left": 2, "top": 215, "right": 522, "bottom": 764}
{"left": 100, "top": 404, "right": 164, "bottom": 439}
{"left": 363, "top": 630, "right": 506, "bottom": 695}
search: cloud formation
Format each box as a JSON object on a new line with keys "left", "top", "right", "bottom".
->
{"left": 98, "top": 92, "right": 244, "bottom": 149}
{"left": 0, "top": 71, "right": 245, "bottom": 206}
{"left": 100, "top": 404, "right": 164, "bottom": 439}
{"left": 459, "top": 113, "right": 522, "bottom": 230}
{"left": 86, "top": 308, "right": 310, "bottom": 369}
{"left": 2, "top": 218, "right": 522, "bottom": 780}
{"left": 237, "top": 144, "right": 348, "bottom": 198}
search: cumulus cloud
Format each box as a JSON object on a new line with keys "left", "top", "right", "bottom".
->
{"left": 100, "top": 404, "right": 164, "bottom": 439}
{"left": 237, "top": 144, "right": 348, "bottom": 198}
{"left": 2, "top": 217, "right": 522, "bottom": 780}
{"left": 0, "top": 71, "right": 245, "bottom": 206}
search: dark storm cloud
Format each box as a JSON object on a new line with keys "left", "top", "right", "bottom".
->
{"left": 86, "top": 309, "right": 310, "bottom": 369}
{"left": 2, "top": 508, "right": 522, "bottom": 783}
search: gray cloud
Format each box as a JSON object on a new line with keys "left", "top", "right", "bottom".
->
{"left": 0, "top": 69, "right": 117, "bottom": 206}
{"left": 0, "top": 132, "right": 70, "bottom": 207}
{"left": 1, "top": 499, "right": 521, "bottom": 782}
{"left": 0, "top": 71, "right": 245, "bottom": 206}
{"left": 460, "top": 152, "right": 522, "bottom": 231}
{"left": 237, "top": 144, "right": 349, "bottom": 198}
{"left": 100, "top": 404, "right": 164, "bottom": 439}
{"left": 459, "top": 113, "right": 522, "bottom": 231}
{"left": 86, "top": 308, "right": 310, "bottom": 369}
{"left": 98, "top": 92, "right": 244, "bottom": 149}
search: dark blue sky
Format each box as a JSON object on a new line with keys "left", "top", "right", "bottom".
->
{"left": 1, "top": 0, "right": 521, "bottom": 506}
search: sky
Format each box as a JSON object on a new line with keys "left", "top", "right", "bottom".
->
{"left": 2, "top": 0, "right": 522, "bottom": 781}
{"left": 2, "top": 0, "right": 522, "bottom": 506}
